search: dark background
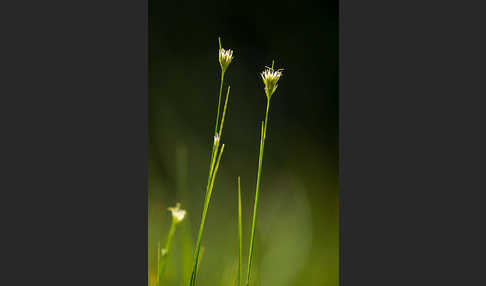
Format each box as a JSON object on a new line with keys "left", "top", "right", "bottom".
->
{"left": 149, "top": 0, "right": 338, "bottom": 285}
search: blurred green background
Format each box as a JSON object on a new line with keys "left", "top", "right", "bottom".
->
{"left": 149, "top": 0, "right": 338, "bottom": 285}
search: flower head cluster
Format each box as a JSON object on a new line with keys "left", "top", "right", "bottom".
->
{"left": 261, "top": 66, "right": 283, "bottom": 100}
{"left": 219, "top": 48, "right": 234, "bottom": 73}
{"left": 168, "top": 203, "right": 186, "bottom": 224}
{"left": 214, "top": 133, "right": 220, "bottom": 145}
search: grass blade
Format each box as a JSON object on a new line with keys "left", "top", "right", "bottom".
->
{"left": 190, "top": 144, "right": 226, "bottom": 286}
{"left": 246, "top": 99, "right": 271, "bottom": 286}
{"left": 237, "top": 176, "right": 243, "bottom": 286}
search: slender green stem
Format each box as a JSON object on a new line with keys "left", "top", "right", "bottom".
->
{"left": 218, "top": 86, "right": 230, "bottom": 139}
{"left": 188, "top": 141, "right": 217, "bottom": 286}
{"left": 246, "top": 98, "right": 271, "bottom": 286}
{"left": 202, "top": 85, "right": 229, "bottom": 219}
{"left": 189, "top": 144, "right": 226, "bottom": 286}
{"left": 237, "top": 176, "right": 243, "bottom": 286}
{"left": 156, "top": 242, "right": 161, "bottom": 286}
{"left": 156, "top": 218, "right": 178, "bottom": 286}
{"left": 215, "top": 37, "right": 224, "bottom": 135}
{"left": 206, "top": 70, "right": 229, "bottom": 199}
{"left": 215, "top": 71, "right": 225, "bottom": 135}
{"left": 197, "top": 247, "right": 205, "bottom": 272}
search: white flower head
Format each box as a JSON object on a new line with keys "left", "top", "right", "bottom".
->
{"left": 261, "top": 65, "right": 283, "bottom": 99}
{"left": 219, "top": 48, "right": 234, "bottom": 73}
{"left": 168, "top": 203, "right": 186, "bottom": 224}
{"left": 214, "top": 133, "right": 220, "bottom": 145}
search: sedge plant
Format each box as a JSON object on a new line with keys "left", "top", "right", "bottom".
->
{"left": 153, "top": 39, "right": 285, "bottom": 286}
{"left": 156, "top": 203, "right": 186, "bottom": 286}
{"left": 245, "top": 61, "right": 283, "bottom": 286}
{"left": 188, "top": 38, "right": 234, "bottom": 286}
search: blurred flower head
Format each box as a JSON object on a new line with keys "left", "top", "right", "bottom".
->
{"left": 161, "top": 248, "right": 167, "bottom": 256}
{"left": 214, "top": 133, "right": 220, "bottom": 145}
{"left": 168, "top": 203, "right": 186, "bottom": 223}
{"left": 261, "top": 65, "right": 283, "bottom": 99}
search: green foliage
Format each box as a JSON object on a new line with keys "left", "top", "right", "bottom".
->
{"left": 149, "top": 38, "right": 337, "bottom": 286}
